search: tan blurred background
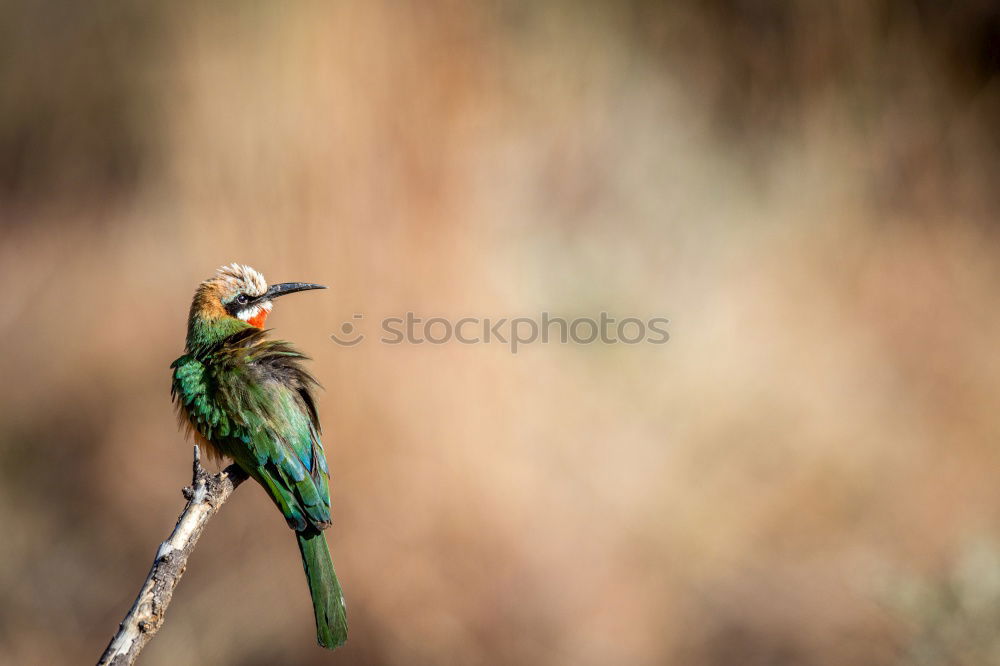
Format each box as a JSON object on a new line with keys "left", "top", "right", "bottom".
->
{"left": 2, "top": 1, "right": 1000, "bottom": 664}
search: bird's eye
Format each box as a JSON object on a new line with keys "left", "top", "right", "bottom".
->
{"left": 235, "top": 294, "right": 250, "bottom": 305}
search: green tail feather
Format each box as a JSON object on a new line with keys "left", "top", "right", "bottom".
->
{"left": 296, "top": 529, "right": 348, "bottom": 649}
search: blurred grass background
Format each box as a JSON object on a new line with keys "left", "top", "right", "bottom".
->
{"left": 1, "top": 1, "right": 999, "bottom": 664}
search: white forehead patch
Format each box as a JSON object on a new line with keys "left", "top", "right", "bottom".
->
{"left": 216, "top": 263, "right": 268, "bottom": 297}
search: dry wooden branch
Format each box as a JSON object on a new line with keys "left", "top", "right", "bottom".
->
{"left": 97, "top": 446, "right": 248, "bottom": 666}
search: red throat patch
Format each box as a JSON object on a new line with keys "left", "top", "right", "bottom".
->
{"left": 248, "top": 311, "right": 269, "bottom": 328}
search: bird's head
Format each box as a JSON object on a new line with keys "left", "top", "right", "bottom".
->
{"left": 186, "top": 263, "right": 325, "bottom": 349}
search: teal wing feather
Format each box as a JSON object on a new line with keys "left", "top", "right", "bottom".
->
{"left": 171, "top": 329, "right": 332, "bottom": 531}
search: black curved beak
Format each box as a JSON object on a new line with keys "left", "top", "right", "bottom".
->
{"left": 263, "top": 282, "right": 327, "bottom": 300}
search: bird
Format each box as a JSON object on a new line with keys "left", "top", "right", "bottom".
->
{"left": 170, "top": 263, "right": 347, "bottom": 649}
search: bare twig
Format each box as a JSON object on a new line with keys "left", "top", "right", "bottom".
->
{"left": 97, "top": 446, "right": 248, "bottom": 666}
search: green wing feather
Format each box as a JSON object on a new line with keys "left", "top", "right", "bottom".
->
{"left": 171, "top": 328, "right": 331, "bottom": 531}
{"left": 171, "top": 328, "right": 347, "bottom": 647}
